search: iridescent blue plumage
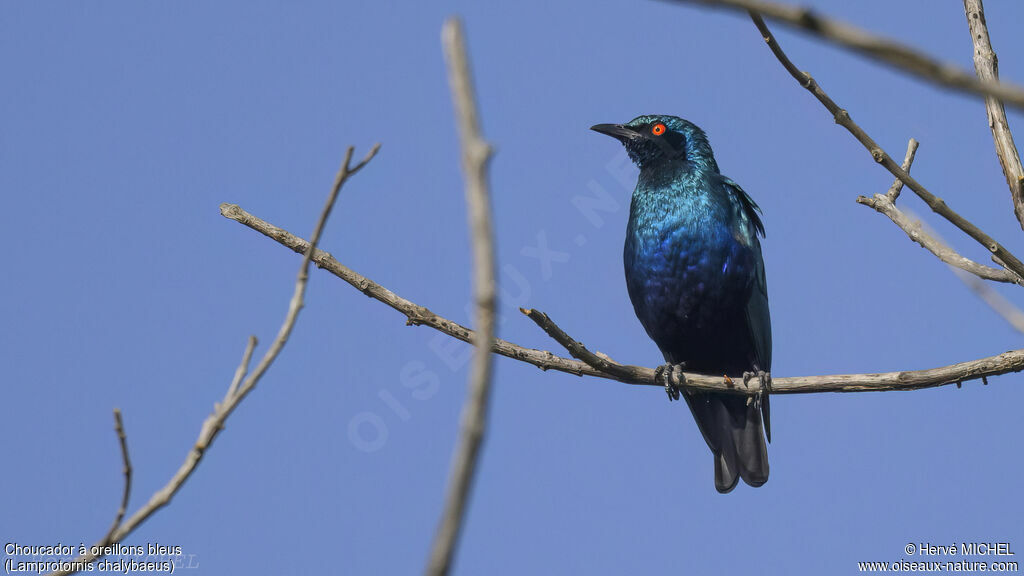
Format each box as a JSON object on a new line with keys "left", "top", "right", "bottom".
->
{"left": 592, "top": 115, "right": 771, "bottom": 493}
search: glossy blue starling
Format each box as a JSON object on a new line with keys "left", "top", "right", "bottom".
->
{"left": 592, "top": 115, "right": 771, "bottom": 493}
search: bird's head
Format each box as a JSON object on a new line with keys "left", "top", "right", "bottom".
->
{"left": 591, "top": 115, "right": 717, "bottom": 171}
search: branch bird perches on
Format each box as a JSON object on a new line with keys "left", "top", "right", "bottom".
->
{"left": 54, "top": 5, "right": 1024, "bottom": 575}
{"left": 220, "top": 204, "right": 1024, "bottom": 395}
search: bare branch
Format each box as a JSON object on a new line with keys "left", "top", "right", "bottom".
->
{"left": 43, "top": 414, "right": 134, "bottom": 576}
{"left": 858, "top": 139, "right": 1019, "bottom": 284}
{"left": 665, "top": 0, "right": 1024, "bottom": 111}
{"left": 220, "top": 203, "right": 609, "bottom": 377}
{"left": 101, "top": 409, "right": 132, "bottom": 545}
{"left": 885, "top": 138, "right": 918, "bottom": 203}
{"left": 963, "top": 0, "right": 1024, "bottom": 229}
{"left": 226, "top": 335, "right": 258, "bottom": 399}
{"left": 520, "top": 308, "right": 640, "bottom": 383}
{"left": 858, "top": 195, "right": 1019, "bottom": 284}
{"left": 953, "top": 268, "right": 1024, "bottom": 334}
{"left": 521, "top": 308, "right": 1024, "bottom": 394}
{"left": 910, "top": 211, "right": 1024, "bottom": 334}
{"left": 46, "top": 144, "right": 379, "bottom": 576}
{"left": 221, "top": 205, "right": 1024, "bottom": 394}
{"left": 426, "top": 18, "right": 497, "bottom": 576}
{"left": 240, "top": 143, "right": 380, "bottom": 396}
{"left": 746, "top": 12, "right": 1024, "bottom": 283}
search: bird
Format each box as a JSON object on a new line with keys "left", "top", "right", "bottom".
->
{"left": 591, "top": 115, "right": 772, "bottom": 493}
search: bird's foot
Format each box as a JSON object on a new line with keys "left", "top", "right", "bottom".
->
{"left": 655, "top": 362, "right": 685, "bottom": 402}
{"left": 743, "top": 370, "right": 772, "bottom": 411}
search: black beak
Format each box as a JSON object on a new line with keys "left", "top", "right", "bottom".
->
{"left": 590, "top": 123, "right": 638, "bottom": 141}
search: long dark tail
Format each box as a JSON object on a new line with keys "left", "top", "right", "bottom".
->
{"left": 683, "top": 391, "right": 769, "bottom": 493}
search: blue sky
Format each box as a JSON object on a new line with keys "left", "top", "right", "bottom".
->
{"left": 3, "top": 1, "right": 1023, "bottom": 574}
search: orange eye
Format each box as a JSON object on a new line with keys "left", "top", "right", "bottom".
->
{"left": 651, "top": 123, "right": 666, "bottom": 136}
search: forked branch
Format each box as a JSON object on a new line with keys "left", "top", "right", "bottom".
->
{"left": 44, "top": 144, "right": 380, "bottom": 576}
{"left": 746, "top": 11, "right": 1024, "bottom": 283}
{"left": 667, "top": 0, "right": 1024, "bottom": 111}
{"left": 963, "top": 0, "right": 1024, "bottom": 230}
{"left": 857, "top": 139, "right": 1019, "bottom": 284}
{"left": 221, "top": 205, "right": 1024, "bottom": 394}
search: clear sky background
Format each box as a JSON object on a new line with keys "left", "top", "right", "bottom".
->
{"left": 3, "top": 1, "right": 1024, "bottom": 574}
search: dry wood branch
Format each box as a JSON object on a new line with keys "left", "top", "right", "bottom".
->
{"left": 219, "top": 203, "right": 608, "bottom": 379}
{"left": 746, "top": 12, "right": 1024, "bottom": 283}
{"left": 226, "top": 335, "right": 257, "bottom": 399}
{"left": 885, "top": 138, "right": 918, "bottom": 203}
{"left": 952, "top": 267, "right": 1024, "bottom": 334}
{"left": 521, "top": 308, "right": 640, "bottom": 383}
{"left": 221, "top": 205, "right": 1024, "bottom": 394}
{"left": 426, "top": 18, "right": 497, "bottom": 576}
{"left": 101, "top": 410, "right": 132, "bottom": 546}
{"left": 964, "top": 0, "right": 1024, "bottom": 230}
{"left": 45, "top": 145, "right": 379, "bottom": 576}
{"left": 48, "top": 411, "right": 134, "bottom": 575}
{"left": 858, "top": 139, "right": 1018, "bottom": 284}
{"left": 858, "top": 196, "right": 1018, "bottom": 284}
{"left": 911, "top": 212, "right": 1024, "bottom": 334}
{"left": 520, "top": 308, "right": 1024, "bottom": 393}
{"left": 667, "top": 0, "right": 1024, "bottom": 111}
{"left": 238, "top": 144, "right": 379, "bottom": 395}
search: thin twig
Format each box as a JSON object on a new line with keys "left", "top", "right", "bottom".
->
{"left": 101, "top": 409, "right": 132, "bottom": 545}
{"left": 665, "top": 0, "right": 1024, "bottom": 111}
{"left": 426, "top": 18, "right": 497, "bottom": 576}
{"left": 239, "top": 144, "right": 380, "bottom": 398}
{"left": 858, "top": 139, "right": 1018, "bottom": 284}
{"left": 521, "top": 308, "right": 638, "bottom": 382}
{"left": 886, "top": 138, "right": 918, "bottom": 202}
{"left": 956, "top": 271, "right": 1024, "bottom": 334}
{"left": 963, "top": 0, "right": 1024, "bottom": 229}
{"left": 44, "top": 412, "right": 133, "bottom": 576}
{"left": 45, "top": 144, "right": 379, "bottom": 576}
{"left": 858, "top": 195, "right": 1018, "bottom": 284}
{"left": 910, "top": 211, "right": 1024, "bottom": 334}
{"left": 747, "top": 12, "right": 1024, "bottom": 283}
{"left": 220, "top": 203, "right": 601, "bottom": 378}
{"left": 221, "top": 204, "right": 1024, "bottom": 394}
{"left": 226, "top": 335, "right": 258, "bottom": 399}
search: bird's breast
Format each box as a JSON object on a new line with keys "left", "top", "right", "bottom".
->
{"left": 624, "top": 191, "right": 756, "bottom": 350}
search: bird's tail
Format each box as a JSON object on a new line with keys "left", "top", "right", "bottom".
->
{"left": 683, "top": 392, "right": 768, "bottom": 493}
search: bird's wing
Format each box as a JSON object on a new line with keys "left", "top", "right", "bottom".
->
{"left": 721, "top": 176, "right": 765, "bottom": 238}
{"left": 719, "top": 177, "right": 770, "bottom": 367}
{"left": 722, "top": 176, "right": 773, "bottom": 440}
{"left": 746, "top": 250, "right": 772, "bottom": 441}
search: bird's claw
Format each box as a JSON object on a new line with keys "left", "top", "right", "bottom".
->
{"left": 655, "top": 363, "right": 685, "bottom": 402}
{"left": 743, "top": 370, "right": 772, "bottom": 411}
